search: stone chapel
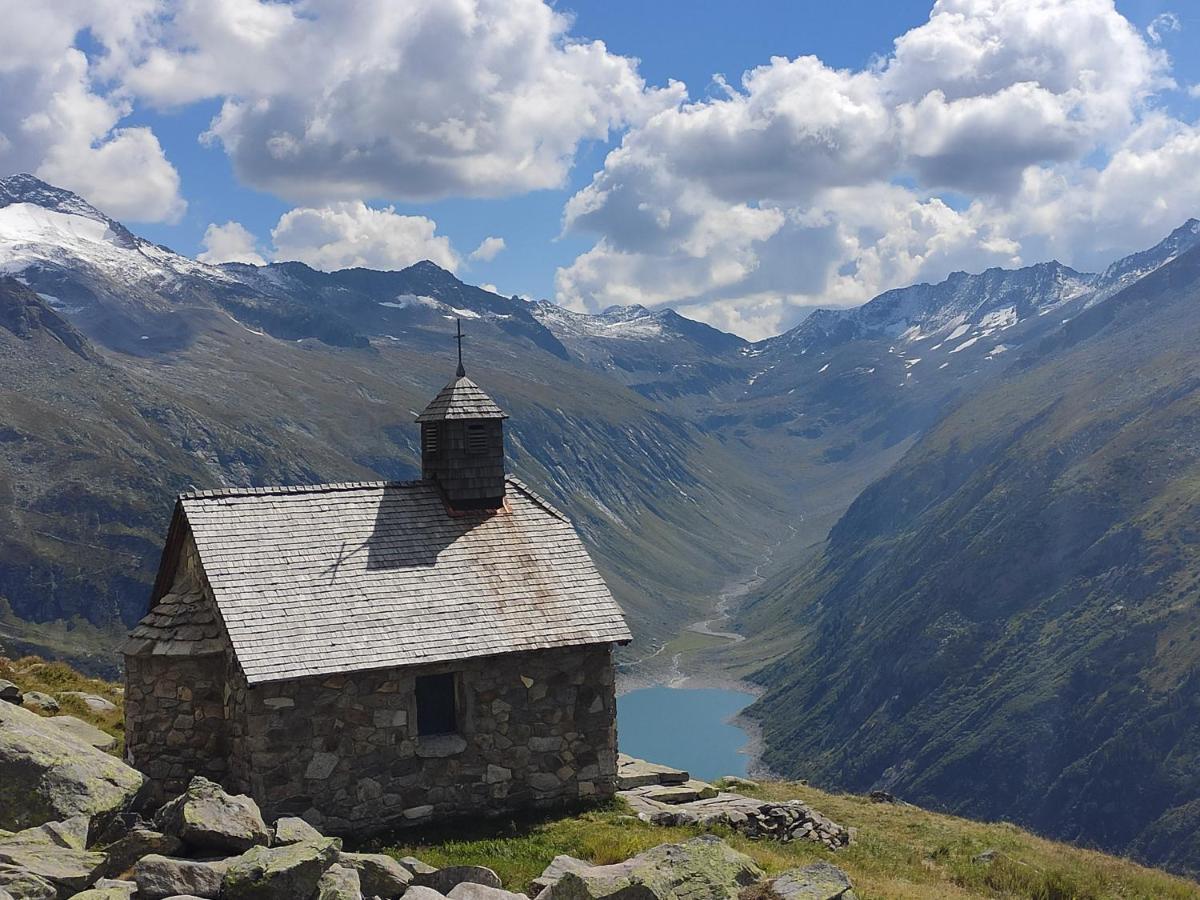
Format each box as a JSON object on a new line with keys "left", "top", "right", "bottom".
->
{"left": 123, "top": 352, "right": 631, "bottom": 834}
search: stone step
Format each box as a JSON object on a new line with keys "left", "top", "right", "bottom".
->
{"left": 615, "top": 754, "right": 689, "bottom": 789}
{"left": 630, "top": 780, "right": 719, "bottom": 805}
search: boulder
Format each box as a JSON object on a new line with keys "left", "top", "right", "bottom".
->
{"left": 543, "top": 836, "right": 762, "bottom": 900}
{"left": 0, "top": 701, "right": 146, "bottom": 833}
{"left": 448, "top": 884, "right": 529, "bottom": 900}
{"left": 222, "top": 837, "right": 340, "bottom": 900}
{"left": 336, "top": 851, "right": 412, "bottom": 898}
{"left": 0, "top": 863, "right": 57, "bottom": 900}
{"left": 273, "top": 816, "right": 323, "bottom": 846}
{"left": 770, "top": 863, "right": 857, "bottom": 900}
{"left": 21, "top": 693, "right": 58, "bottom": 714}
{"left": 133, "top": 855, "right": 228, "bottom": 900}
{"left": 0, "top": 815, "right": 90, "bottom": 850}
{"left": 154, "top": 777, "right": 270, "bottom": 854}
{"left": 0, "top": 680, "right": 21, "bottom": 705}
{"left": 414, "top": 865, "right": 502, "bottom": 895}
{"left": 59, "top": 692, "right": 118, "bottom": 713}
{"left": 399, "top": 856, "right": 439, "bottom": 876}
{"left": 70, "top": 884, "right": 138, "bottom": 900}
{"left": 100, "top": 826, "right": 183, "bottom": 879}
{"left": 0, "top": 842, "right": 106, "bottom": 896}
{"left": 405, "top": 888, "right": 449, "bottom": 900}
{"left": 530, "top": 856, "right": 590, "bottom": 895}
{"left": 317, "top": 863, "right": 363, "bottom": 900}
{"left": 45, "top": 716, "right": 117, "bottom": 753}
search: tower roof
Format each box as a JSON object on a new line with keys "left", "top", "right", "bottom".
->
{"left": 416, "top": 375, "right": 508, "bottom": 422}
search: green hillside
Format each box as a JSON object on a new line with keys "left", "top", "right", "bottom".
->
{"left": 737, "top": 245, "right": 1200, "bottom": 874}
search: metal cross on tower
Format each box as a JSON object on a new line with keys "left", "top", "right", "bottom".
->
{"left": 455, "top": 318, "right": 466, "bottom": 377}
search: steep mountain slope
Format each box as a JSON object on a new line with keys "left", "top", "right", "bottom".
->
{"left": 738, "top": 241, "right": 1200, "bottom": 874}
{"left": 0, "top": 177, "right": 790, "bottom": 672}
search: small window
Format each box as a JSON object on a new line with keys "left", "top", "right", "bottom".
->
{"left": 422, "top": 424, "right": 439, "bottom": 454}
{"left": 415, "top": 673, "right": 457, "bottom": 736}
{"left": 466, "top": 423, "right": 489, "bottom": 455}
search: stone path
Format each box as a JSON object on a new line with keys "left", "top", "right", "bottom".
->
{"left": 616, "top": 755, "right": 853, "bottom": 851}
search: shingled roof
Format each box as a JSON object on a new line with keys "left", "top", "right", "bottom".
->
{"left": 156, "top": 477, "right": 630, "bottom": 684}
{"left": 416, "top": 375, "right": 507, "bottom": 422}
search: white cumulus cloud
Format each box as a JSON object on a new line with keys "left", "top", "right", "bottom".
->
{"left": 270, "top": 202, "right": 460, "bottom": 272}
{"left": 198, "top": 221, "right": 266, "bottom": 266}
{"left": 555, "top": 0, "right": 1189, "bottom": 337}
{"left": 121, "top": 0, "right": 682, "bottom": 203}
{"left": 0, "top": 2, "right": 185, "bottom": 223}
{"left": 469, "top": 236, "right": 506, "bottom": 262}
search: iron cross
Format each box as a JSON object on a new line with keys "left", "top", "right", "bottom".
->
{"left": 455, "top": 319, "right": 466, "bottom": 377}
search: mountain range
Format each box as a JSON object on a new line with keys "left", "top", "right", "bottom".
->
{"left": 4, "top": 172, "right": 1200, "bottom": 873}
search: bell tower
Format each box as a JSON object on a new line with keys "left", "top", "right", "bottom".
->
{"left": 416, "top": 322, "right": 509, "bottom": 511}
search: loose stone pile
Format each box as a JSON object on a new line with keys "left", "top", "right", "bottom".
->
{"left": 616, "top": 755, "right": 853, "bottom": 851}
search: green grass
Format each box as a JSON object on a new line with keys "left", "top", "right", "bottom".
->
{"left": 0, "top": 655, "right": 125, "bottom": 754}
{"left": 367, "top": 782, "right": 1199, "bottom": 900}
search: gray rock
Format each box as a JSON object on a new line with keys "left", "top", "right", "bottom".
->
{"left": 273, "top": 816, "right": 324, "bottom": 845}
{"left": 154, "top": 776, "right": 270, "bottom": 854}
{"left": 134, "top": 855, "right": 229, "bottom": 900}
{"left": 0, "top": 815, "right": 90, "bottom": 850}
{"left": 448, "top": 884, "right": 529, "bottom": 900}
{"left": 317, "top": 863, "right": 363, "bottom": 900}
{"left": 0, "top": 863, "right": 57, "bottom": 900}
{"left": 44, "top": 716, "right": 117, "bottom": 752}
{"left": 0, "top": 842, "right": 106, "bottom": 896}
{"left": 222, "top": 837, "right": 340, "bottom": 900}
{"left": 414, "top": 865, "right": 502, "bottom": 894}
{"left": 543, "top": 836, "right": 762, "bottom": 900}
{"left": 615, "top": 755, "right": 689, "bottom": 790}
{"left": 405, "top": 887, "right": 450, "bottom": 900}
{"left": 530, "top": 855, "right": 590, "bottom": 894}
{"left": 770, "top": 863, "right": 857, "bottom": 900}
{"left": 0, "top": 701, "right": 146, "bottom": 833}
{"left": 100, "top": 826, "right": 183, "bottom": 879}
{"left": 59, "top": 692, "right": 118, "bottom": 713}
{"left": 70, "top": 885, "right": 138, "bottom": 900}
{"left": 21, "top": 693, "right": 58, "bottom": 714}
{"left": 337, "top": 851, "right": 412, "bottom": 898}
{"left": 399, "top": 856, "right": 439, "bottom": 876}
{"left": 0, "top": 680, "right": 21, "bottom": 706}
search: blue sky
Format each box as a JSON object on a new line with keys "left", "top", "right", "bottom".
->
{"left": 5, "top": 1, "right": 1200, "bottom": 337}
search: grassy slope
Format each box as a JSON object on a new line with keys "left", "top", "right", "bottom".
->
{"left": 735, "top": 245, "right": 1200, "bottom": 873}
{"left": 372, "top": 782, "right": 1199, "bottom": 900}
{"left": 5, "top": 656, "right": 1194, "bottom": 898}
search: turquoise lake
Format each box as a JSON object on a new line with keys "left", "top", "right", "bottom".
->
{"left": 616, "top": 686, "right": 755, "bottom": 781}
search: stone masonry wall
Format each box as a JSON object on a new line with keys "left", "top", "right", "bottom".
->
{"left": 124, "top": 652, "right": 231, "bottom": 805}
{"left": 240, "top": 643, "right": 618, "bottom": 833}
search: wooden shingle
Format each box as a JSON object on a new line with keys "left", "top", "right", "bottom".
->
{"left": 178, "top": 477, "right": 631, "bottom": 685}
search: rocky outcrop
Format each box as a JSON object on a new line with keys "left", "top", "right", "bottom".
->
{"left": 0, "top": 701, "right": 146, "bottom": 832}
{"left": 543, "top": 835, "right": 762, "bottom": 900}
{"left": 43, "top": 716, "right": 117, "bottom": 752}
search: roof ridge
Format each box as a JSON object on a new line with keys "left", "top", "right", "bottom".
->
{"left": 504, "top": 475, "right": 569, "bottom": 521}
{"left": 179, "top": 479, "right": 425, "bottom": 502}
